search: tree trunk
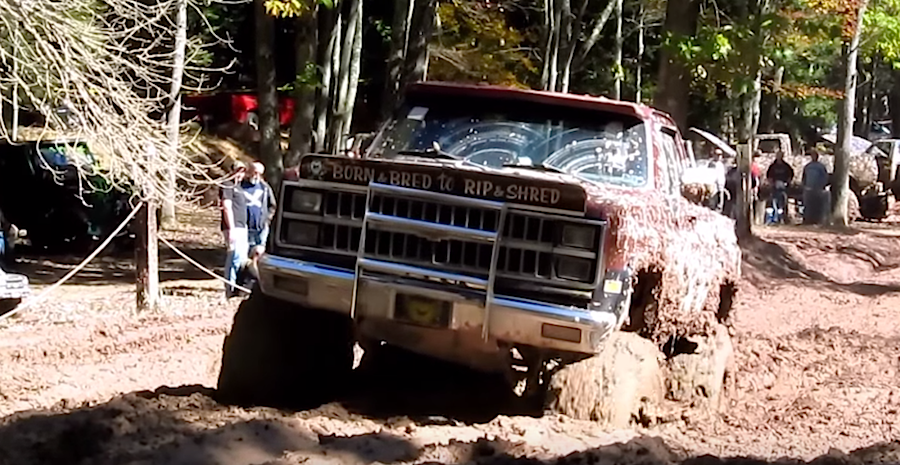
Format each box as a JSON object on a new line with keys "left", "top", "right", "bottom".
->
{"left": 612, "top": 0, "right": 623, "bottom": 99}
{"left": 382, "top": 0, "right": 414, "bottom": 121}
{"left": 403, "top": 0, "right": 436, "bottom": 90}
{"left": 855, "top": 61, "right": 870, "bottom": 136}
{"left": 345, "top": 4, "right": 363, "bottom": 135}
{"left": 330, "top": 0, "right": 361, "bottom": 153}
{"left": 865, "top": 59, "right": 878, "bottom": 135}
{"left": 11, "top": 25, "right": 20, "bottom": 141}
{"left": 736, "top": 0, "right": 768, "bottom": 144}
{"left": 162, "top": 0, "right": 187, "bottom": 227}
{"left": 832, "top": 0, "right": 869, "bottom": 226}
{"left": 542, "top": 0, "right": 561, "bottom": 91}
{"left": 135, "top": 200, "right": 159, "bottom": 312}
{"left": 576, "top": 0, "right": 616, "bottom": 67}
{"left": 737, "top": 73, "right": 762, "bottom": 143}
{"left": 653, "top": 0, "right": 700, "bottom": 133}
{"left": 556, "top": 0, "right": 576, "bottom": 93}
{"left": 288, "top": 9, "right": 318, "bottom": 167}
{"left": 315, "top": 6, "right": 340, "bottom": 153}
{"left": 736, "top": 144, "right": 752, "bottom": 239}
{"left": 635, "top": 0, "right": 644, "bottom": 103}
{"left": 760, "top": 66, "right": 784, "bottom": 133}
{"left": 891, "top": 69, "right": 900, "bottom": 137}
{"left": 255, "top": 0, "right": 281, "bottom": 188}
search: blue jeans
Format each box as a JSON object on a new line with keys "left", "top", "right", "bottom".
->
{"left": 248, "top": 226, "right": 269, "bottom": 251}
{"left": 225, "top": 227, "right": 248, "bottom": 297}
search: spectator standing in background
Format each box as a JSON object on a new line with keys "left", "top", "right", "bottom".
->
{"left": 242, "top": 161, "right": 277, "bottom": 258}
{"left": 765, "top": 150, "right": 794, "bottom": 223}
{"left": 801, "top": 149, "right": 830, "bottom": 224}
{"left": 235, "top": 161, "right": 277, "bottom": 291}
{"left": 220, "top": 161, "right": 248, "bottom": 298}
{"left": 766, "top": 149, "right": 795, "bottom": 186}
{"left": 708, "top": 149, "right": 727, "bottom": 212}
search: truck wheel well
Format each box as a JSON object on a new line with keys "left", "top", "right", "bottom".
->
{"left": 621, "top": 270, "right": 662, "bottom": 338}
{"left": 717, "top": 280, "right": 736, "bottom": 324}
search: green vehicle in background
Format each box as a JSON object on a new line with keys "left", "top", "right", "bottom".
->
{"left": 0, "top": 139, "right": 134, "bottom": 254}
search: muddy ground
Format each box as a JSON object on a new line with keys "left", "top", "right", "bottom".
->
{"left": 1, "top": 206, "right": 899, "bottom": 464}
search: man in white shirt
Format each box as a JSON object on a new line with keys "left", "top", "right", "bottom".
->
{"left": 708, "top": 149, "right": 727, "bottom": 212}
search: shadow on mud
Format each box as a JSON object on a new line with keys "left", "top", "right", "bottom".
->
{"left": 0, "top": 384, "right": 897, "bottom": 465}
{"left": 341, "top": 345, "right": 543, "bottom": 424}
{"left": 4, "top": 243, "right": 225, "bottom": 286}
{"left": 741, "top": 235, "right": 900, "bottom": 296}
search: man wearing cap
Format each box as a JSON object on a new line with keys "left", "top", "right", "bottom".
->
{"left": 220, "top": 161, "right": 248, "bottom": 298}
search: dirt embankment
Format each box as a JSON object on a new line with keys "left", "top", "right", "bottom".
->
{"left": 0, "top": 208, "right": 899, "bottom": 464}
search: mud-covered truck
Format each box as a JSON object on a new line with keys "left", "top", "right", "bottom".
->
{"left": 218, "top": 82, "right": 741, "bottom": 425}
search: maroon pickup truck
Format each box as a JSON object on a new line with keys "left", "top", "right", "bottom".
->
{"left": 217, "top": 82, "right": 741, "bottom": 422}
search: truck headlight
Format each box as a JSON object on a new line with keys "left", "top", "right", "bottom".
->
{"left": 285, "top": 221, "right": 319, "bottom": 246}
{"left": 556, "top": 256, "right": 594, "bottom": 282}
{"left": 560, "top": 224, "right": 596, "bottom": 249}
{"left": 291, "top": 190, "right": 322, "bottom": 214}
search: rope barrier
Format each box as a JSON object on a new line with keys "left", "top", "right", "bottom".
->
{"left": 158, "top": 235, "right": 252, "bottom": 294}
{"left": 0, "top": 201, "right": 144, "bottom": 323}
{"left": 1, "top": 202, "right": 254, "bottom": 324}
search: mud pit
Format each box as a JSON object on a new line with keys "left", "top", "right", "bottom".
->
{"left": 1, "top": 207, "right": 900, "bottom": 464}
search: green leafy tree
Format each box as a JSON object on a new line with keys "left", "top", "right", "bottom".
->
{"left": 429, "top": 1, "right": 539, "bottom": 87}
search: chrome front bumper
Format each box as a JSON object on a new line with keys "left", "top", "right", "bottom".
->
{"left": 258, "top": 253, "right": 629, "bottom": 366}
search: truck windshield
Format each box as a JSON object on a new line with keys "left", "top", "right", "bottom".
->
{"left": 371, "top": 104, "right": 649, "bottom": 188}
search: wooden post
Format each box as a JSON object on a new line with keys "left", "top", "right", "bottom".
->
{"left": 135, "top": 144, "right": 159, "bottom": 312}
{"left": 135, "top": 200, "right": 159, "bottom": 311}
{"left": 736, "top": 143, "right": 752, "bottom": 240}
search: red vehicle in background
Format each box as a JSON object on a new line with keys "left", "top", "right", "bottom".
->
{"left": 182, "top": 92, "right": 295, "bottom": 129}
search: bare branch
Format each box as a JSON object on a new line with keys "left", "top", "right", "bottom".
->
{"left": 0, "top": 0, "right": 240, "bottom": 210}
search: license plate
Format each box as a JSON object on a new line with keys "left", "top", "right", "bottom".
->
{"left": 394, "top": 294, "right": 451, "bottom": 328}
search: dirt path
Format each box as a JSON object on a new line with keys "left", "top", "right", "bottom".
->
{"left": 0, "top": 209, "right": 899, "bottom": 464}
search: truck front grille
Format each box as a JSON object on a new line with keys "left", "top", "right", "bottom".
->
{"left": 278, "top": 184, "right": 604, "bottom": 288}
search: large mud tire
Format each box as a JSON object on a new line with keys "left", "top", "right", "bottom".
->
{"left": 544, "top": 332, "right": 664, "bottom": 428}
{"left": 350, "top": 343, "right": 517, "bottom": 421}
{"left": 216, "top": 289, "right": 354, "bottom": 409}
{"left": 666, "top": 324, "right": 734, "bottom": 412}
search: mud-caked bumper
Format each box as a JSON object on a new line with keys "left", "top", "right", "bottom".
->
{"left": 258, "top": 254, "right": 631, "bottom": 362}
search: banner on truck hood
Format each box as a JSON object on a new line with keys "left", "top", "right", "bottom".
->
{"left": 299, "top": 154, "right": 588, "bottom": 213}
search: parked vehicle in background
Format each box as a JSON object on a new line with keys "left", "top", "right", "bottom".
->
{"left": 0, "top": 267, "right": 28, "bottom": 316}
{"left": 861, "top": 138, "right": 900, "bottom": 200}
{"left": 817, "top": 134, "right": 898, "bottom": 220}
{"left": 0, "top": 204, "right": 28, "bottom": 315}
{"left": 0, "top": 140, "right": 134, "bottom": 253}
{"left": 182, "top": 92, "right": 295, "bottom": 130}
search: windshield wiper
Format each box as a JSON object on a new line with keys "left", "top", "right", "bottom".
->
{"left": 396, "top": 142, "right": 458, "bottom": 160}
{"left": 501, "top": 163, "right": 565, "bottom": 174}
